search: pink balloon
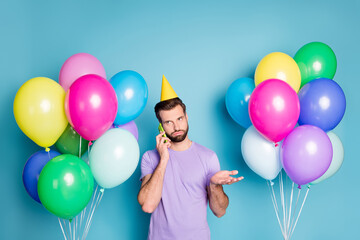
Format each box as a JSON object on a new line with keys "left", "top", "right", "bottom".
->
{"left": 59, "top": 53, "right": 106, "bottom": 91}
{"left": 65, "top": 74, "right": 118, "bottom": 141}
{"left": 249, "top": 79, "right": 300, "bottom": 143}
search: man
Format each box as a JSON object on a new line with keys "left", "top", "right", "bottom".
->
{"left": 138, "top": 76, "right": 243, "bottom": 240}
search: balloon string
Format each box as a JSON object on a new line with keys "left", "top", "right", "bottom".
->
{"left": 83, "top": 189, "right": 104, "bottom": 239}
{"left": 79, "top": 135, "right": 82, "bottom": 159}
{"left": 279, "top": 171, "right": 287, "bottom": 237}
{"left": 81, "top": 185, "right": 98, "bottom": 240}
{"left": 68, "top": 220, "right": 72, "bottom": 240}
{"left": 286, "top": 182, "right": 294, "bottom": 235}
{"left": 58, "top": 218, "right": 67, "bottom": 240}
{"left": 288, "top": 187, "right": 302, "bottom": 237}
{"left": 62, "top": 219, "right": 70, "bottom": 240}
{"left": 73, "top": 216, "right": 76, "bottom": 240}
{"left": 290, "top": 187, "right": 310, "bottom": 238}
{"left": 267, "top": 181, "right": 285, "bottom": 237}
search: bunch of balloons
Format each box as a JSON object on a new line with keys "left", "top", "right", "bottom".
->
{"left": 226, "top": 42, "right": 346, "bottom": 187}
{"left": 15, "top": 52, "right": 147, "bottom": 221}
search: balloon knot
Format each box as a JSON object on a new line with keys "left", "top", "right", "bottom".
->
{"left": 275, "top": 143, "right": 279, "bottom": 147}
{"left": 307, "top": 184, "right": 311, "bottom": 189}
{"left": 270, "top": 181, "right": 274, "bottom": 186}
{"left": 89, "top": 141, "right": 93, "bottom": 146}
{"left": 100, "top": 188, "right": 105, "bottom": 193}
{"left": 298, "top": 185, "right": 301, "bottom": 189}
{"left": 45, "top": 147, "right": 50, "bottom": 152}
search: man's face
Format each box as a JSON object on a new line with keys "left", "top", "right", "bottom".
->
{"left": 159, "top": 105, "right": 189, "bottom": 142}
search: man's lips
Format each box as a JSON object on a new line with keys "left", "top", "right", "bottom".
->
{"left": 172, "top": 131, "right": 183, "bottom": 136}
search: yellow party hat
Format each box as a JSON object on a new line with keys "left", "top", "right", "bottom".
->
{"left": 160, "top": 75, "right": 178, "bottom": 101}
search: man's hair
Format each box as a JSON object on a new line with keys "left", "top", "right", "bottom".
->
{"left": 155, "top": 97, "right": 186, "bottom": 122}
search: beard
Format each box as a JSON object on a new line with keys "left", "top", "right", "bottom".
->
{"left": 167, "top": 125, "right": 189, "bottom": 143}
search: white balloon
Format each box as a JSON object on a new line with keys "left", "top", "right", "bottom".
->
{"left": 241, "top": 125, "right": 282, "bottom": 180}
{"left": 89, "top": 128, "right": 140, "bottom": 189}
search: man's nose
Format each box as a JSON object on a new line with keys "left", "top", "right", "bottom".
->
{"left": 174, "top": 122, "right": 180, "bottom": 131}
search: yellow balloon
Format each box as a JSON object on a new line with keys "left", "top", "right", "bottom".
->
{"left": 255, "top": 52, "right": 301, "bottom": 92}
{"left": 14, "top": 77, "right": 68, "bottom": 148}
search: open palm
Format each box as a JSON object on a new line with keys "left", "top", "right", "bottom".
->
{"left": 210, "top": 170, "right": 244, "bottom": 185}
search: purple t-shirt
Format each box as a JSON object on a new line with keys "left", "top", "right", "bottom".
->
{"left": 140, "top": 142, "right": 220, "bottom": 240}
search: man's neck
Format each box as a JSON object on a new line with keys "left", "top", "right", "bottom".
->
{"left": 170, "top": 137, "right": 192, "bottom": 151}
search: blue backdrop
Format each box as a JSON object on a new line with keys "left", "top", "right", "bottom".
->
{"left": 1, "top": 0, "right": 359, "bottom": 239}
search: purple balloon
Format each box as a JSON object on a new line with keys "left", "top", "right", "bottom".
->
{"left": 281, "top": 125, "right": 333, "bottom": 186}
{"left": 112, "top": 121, "right": 139, "bottom": 141}
{"left": 298, "top": 78, "right": 346, "bottom": 132}
{"left": 22, "top": 150, "right": 61, "bottom": 203}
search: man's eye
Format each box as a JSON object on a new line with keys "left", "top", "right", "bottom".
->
{"left": 178, "top": 117, "right": 183, "bottom": 121}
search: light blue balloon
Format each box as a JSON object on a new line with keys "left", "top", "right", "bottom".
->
{"left": 225, "top": 77, "right": 255, "bottom": 128}
{"left": 311, "top": 131, "right": 344, "bottom": 184}
{"left": 89, "top": 128, "right": 140, "bottom": 189}
{"left": 110, "top": 70, "right": 148, "bottom": 125}
{"left": 241, "top": 125, "right": 282, "bottom": 180}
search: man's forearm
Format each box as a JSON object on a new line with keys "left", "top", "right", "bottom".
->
{"left": 207, "top": 183, "right": 229, "bottom": 218}
{"left": 138, "top": 159, "right": 168, "bottom": 213}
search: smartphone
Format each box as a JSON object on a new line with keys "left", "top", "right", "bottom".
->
{"left": 158, "top": 123, "right": 167, "bottom": 143}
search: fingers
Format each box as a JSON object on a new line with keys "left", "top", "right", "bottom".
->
{"left": 225, "top": 176, "right": 244, "bottom": 185}
{"left": 156, "top": 132, "right": 171, "bottom": 147}
{"left": 229, "top": 170, "right": 239, "bottom": 176}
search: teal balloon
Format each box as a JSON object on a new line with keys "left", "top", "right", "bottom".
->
{"left": 311, "top": 132, "right": 344, "bottom": 184}
{"left": 225, "top": 78, "right": 255, "bottom": 128}
{"left": 89, "top": 128, "right": 140, "bottom": 189}
{"left": 38, "top": 154, "right": 94, "bottom": 219}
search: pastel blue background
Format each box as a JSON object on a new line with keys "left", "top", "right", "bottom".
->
{"left": 1, "top": 0, "right": 358, "bottom": 239}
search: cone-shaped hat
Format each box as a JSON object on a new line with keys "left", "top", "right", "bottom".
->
{"left": 160, "top": 75, "right": 178, "bottom": 101}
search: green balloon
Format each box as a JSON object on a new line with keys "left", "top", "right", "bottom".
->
{"left": 55, "top": 124, "right": 89, "bottom": 156}
{"left": 38, "top": 154, "right": 94, "bottom": 219}
{"left": 294, "top": 42, "right": 337, "bottom": 87}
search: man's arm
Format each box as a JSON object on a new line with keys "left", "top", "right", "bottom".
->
{"left": 207, "top": 170, "right": 243, "bottom": 218}
{"left": 137, "top": 133, "right": 171, "bottom": 213}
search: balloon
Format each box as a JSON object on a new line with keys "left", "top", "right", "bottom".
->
{"left": 14, "top": 77, "right": 68, "bottom": 149}
{"left": 241, "top": 126, "right": 282, "bottom": 180}
{"left": 112, "top": 121, "right": 139, "bottom": 141}
{"left": 225, "top": 77, "right": 255, "bottom": 128}
{"left": 294, "top": 42, "right": 337, "bottom": 87}
{"left": 22, "top": 150, "right": 61, "bottom": 203}
{"left": 38, "top": 154, "right": 94, "bottom": 219}
{"left": 55, "top": 124, "right": 89, "bottom": 156}
{"left": 311, "top": 132, "right": 344, "bottom": 184}
{"left": 255, "top": 52, "right": 301, "bottom": 92}
{"left": 249, "top": 79, "right": 300, "bottom": 143}
{"left": 65, "top": 74, "right": 118, "bottom": 141}
{"left": 89, "top": 128, "right": 140, "bottom": 189}
{"left": 110, "top": 70, "right": 148, "bottom": 125}
{"left": 298, "top": 78, "right": 346, "bottom": 132}
{"left": 281, "top": 125, "right": 333, "bottom": 186}
{"left": 59, "top": 53, "right": 106, "bottom": 91}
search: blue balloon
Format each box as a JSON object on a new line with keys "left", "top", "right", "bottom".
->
{"left": 22, "top": 150, "right": 61, "bottom": 203}
{"left": 225, "top": 78, "right": 255, "bottom": 128}
{"left": 110, "top": 70, "right": 148, "bottom": 125}
{"left": 298, "top": 78, "right": 346, "bottom": 132}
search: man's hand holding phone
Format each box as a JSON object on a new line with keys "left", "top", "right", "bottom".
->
{"left": 156, "top": 123, "right": 171, "bottom": 162}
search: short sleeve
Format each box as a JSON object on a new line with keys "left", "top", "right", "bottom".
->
{"left": 206, "top": 153, "right": 221, "bottom": 186}
{"left": 140, "top": 151, "right": 156, "bottom": 181}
